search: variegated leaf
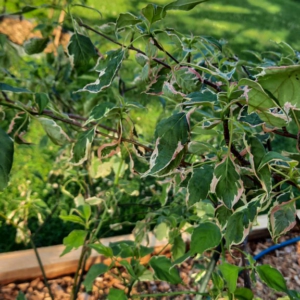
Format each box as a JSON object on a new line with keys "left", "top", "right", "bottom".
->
{"left": 173, "top": 67, "right": 201, "bottom": 93}
{"left": 71, "top": 128, "right": 95, "bottom": 165}
{"left": 239, "top": 79, "right": 289, "bottom": 127}
{"left": 78, "top": 49, "right": 125, "bottom": 93}
{"left": 38, "top": 118, "right": 70, "bottom": 146}
{"left": 186, "top": 164, "right": 214, "bottom": 207}
{"left": 268, "top": 199, "right": 296, "bottom": 243}
{"left": 84, "top": 102, "right": 120, "bottom": 125}
{"left": 225, "top": 198, "right": 261, "bottom": 248}
{"left": 143, "top": 112, "right": 190, "bottom": 177}
{"left": 210, "top": 155, "right": 244, "bottom": 209}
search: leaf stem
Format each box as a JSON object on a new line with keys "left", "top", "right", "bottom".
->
{"left": 196, "top": 244, "right": 222, "bottom": 300}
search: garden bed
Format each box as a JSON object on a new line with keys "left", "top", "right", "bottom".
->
{"left": 1, "top": 215, "right": 300, "bottom": 299}
{"left": 1, "top": 229, "right": 300, "bottom": 300}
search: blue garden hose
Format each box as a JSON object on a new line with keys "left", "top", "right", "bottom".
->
{"left": 253, "top": 236, "right": 300, "bottom": 260}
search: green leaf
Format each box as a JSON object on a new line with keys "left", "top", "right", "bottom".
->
{"left": 154, "top": 222, "right": 169, "bottom": 241}
{"left": 257, "top": 65, "right": 300, "bottom": 108}
{"left": 238, "top": 106, "right": 263, "bottom": 127}
{"left": 116, "top": 13, "right": 141, "bottom": 30}
{"left": 219, "top": 263, "right": 242, "bottom": 293}
{"left": 164, "top": 0, "right": 208, "bottom": 12}
{"left": 88, "top": 243, "right": 113, "bottom": 257}
{"left": 225, "top": 198, "right": 261, "bottom": 248}
{"left": 38, "top": 118, "right": 70, "bottom": 146}
{"left": 211, "top": 155, "right": 243, "bottom": 209}
{"left": 171, "top": 235, "right": 186, "bottom": 260}
{"left": 234, "top": 287, "right": 254, "bottom": 300}
{"left": 182, "top": 90, "right": 217, "bottom": 107}
{"left": 174, "top": 67, "right": 201, "bottom": 93}
{"left": 143, "top": 112, "right": 189, "bottom": 177}
{"left": 187, "top": 165, "right": 214, "bottom": 207}
{"left": 35, "top": 93, "right": 49, "bottom": 113}
{"left": 268, "top": 199, "right": 296, "bottom": 242}
{"left": 119, "top": 260, "right": 136, "bottom": 278}
{"left": 83, "top": 263, "right": 109, "bottom": 292}
{"left": 0, "top": 82, "right": 31, "bottom": 94}
{"left": 77, "top": 204, "right": 91, "bottom": 222}
{"left": 141, "top": 4, "right": 166, "bottom": 25}
{"left": 59, "top": 215, "right": 86, "bottom": 227}
{"left": 60, "top": 230, "right": 87, "bottom": 256}
{"left": 245, "top": 136, "right": 271, "bottom": 194}
{"left": 67, "top": 33, "right": 96, "bottom": 66}
{"left": 78, "top": 49, "right": 125, "bottom": 93}
{"left": 256, "top": 265, "right": 287, "bottom": 292}
{"left": 149, "top": 256, "right": 182, "bottom": 284}
{"left": 190, "top": 222, "right": 221, "bottom": 255}
{"left": 108, "top": 288, "right": 128, "bottom": 300}
{"left": 24, "top": 37, "right": 49, "bottom": 55}
{"left": 84, "top": 102, "right": 119, "bottom": 125}
{"left": 71, "top": 128, "right": 95, "bottom": 165}
{"left": 258, "top": 151, "right": 297, "bottom": 171}
{"left": 0, "top": 127, "right": 14, "bottom": 191}
{"left": 162, "top": 82, "right": 186, "bottom": 102}
{"left": 16, "top": 291, "right": 27, "bottom": 300}
{"left": 215, "top": 205, "right": 232, "bottom": 228}
{"left": 239, "top": 79, "right": 288, "bottom": 127}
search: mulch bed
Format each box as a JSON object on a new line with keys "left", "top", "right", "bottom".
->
{"left": 1, "top": 229, "right": 300, "bottom": 300}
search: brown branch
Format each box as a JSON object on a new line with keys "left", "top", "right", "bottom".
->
{"left": 151, "top": 35, "right": 180, "bottom": 64}
{"left": 77, "top": 20, "right": 224, "bottom": 93}
{"left": 273, "top": 127, "right": 297, "bottom": 139}
{"left": 77, "top": 20, "right": 171, "bottom": 70}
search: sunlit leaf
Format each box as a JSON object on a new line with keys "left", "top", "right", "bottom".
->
{"left": 164, "top": 0, "right": 209, "bottom": 12}
{"left": 116, "top": 13, "right": 141, "bottom": 30}
{"left": 141, "top": 4, "right": 166, "bottom": 25}
{"left": 60, "top": 230, "right": 87, "bottom": 256}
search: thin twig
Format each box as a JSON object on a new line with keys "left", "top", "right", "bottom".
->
{"left": 223, "top": 119, "right": 250, "bottom": 166}
{"left": 151, "top": 35, "right": 180, "bottom": 64}
{"left": 273, "top": 128, "right": 297, "bottom": 139}
{"left": 77, "top": 20, "right": 171, "bottom": 69}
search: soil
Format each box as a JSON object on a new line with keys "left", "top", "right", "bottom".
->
{"left": 1, "top": 230, "right": 300, "bottom": 300}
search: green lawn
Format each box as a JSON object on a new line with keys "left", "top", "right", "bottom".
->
{"left": 5, "top": 0, "right": 300, "bottom": 56}
{"left": 75, "top": 0, "right": 300, "bottom": 57}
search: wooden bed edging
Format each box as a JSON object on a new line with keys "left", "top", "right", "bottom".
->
{"left": 0, "top": 213, "right": 294, "bottom": 285}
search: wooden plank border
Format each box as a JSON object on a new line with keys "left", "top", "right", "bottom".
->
{"left": 0, "top": 213, "right": 296, "bottom": 284}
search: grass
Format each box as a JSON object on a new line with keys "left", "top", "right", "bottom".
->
{"left": 74, "top": 0, "right": 300, "bottom": 58}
